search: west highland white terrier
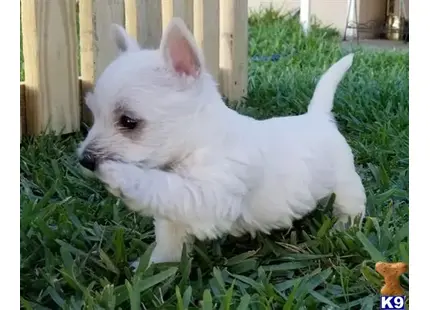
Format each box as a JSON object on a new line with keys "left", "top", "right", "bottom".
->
{"left": 77, "top": 18, "right": 366, "bottom": 268}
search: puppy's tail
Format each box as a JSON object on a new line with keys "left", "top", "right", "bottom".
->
{"left": 307, "top": 53, "right": 354, "bottom": 115}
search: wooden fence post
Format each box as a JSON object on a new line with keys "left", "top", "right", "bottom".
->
{"left": 162, "top": 0, "right": 194, "bottom": 32}
{"left": 124, "top": 0, "right": 162, "bottom": 49}
{"left": 300, "top": 0, "right": 311, "bottom": 35}
{"left": 193, "top": 0, "right": 220, "bottom": 84}
{"left": 219, "top": 0, "right": 248, "bottom": 103}
{"left": 21, "top": 0, "right": 80, "bottom": 135}
{"left": 79, "top": 0, "right": 125, "bottom": 124}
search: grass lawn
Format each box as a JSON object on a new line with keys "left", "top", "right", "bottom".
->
{"left": 20, "top": 10, "right": 409, "bottom": 310}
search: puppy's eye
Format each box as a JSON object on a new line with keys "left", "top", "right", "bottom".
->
{"left": 119, "top": 115, "right": 138, "bottom": 130}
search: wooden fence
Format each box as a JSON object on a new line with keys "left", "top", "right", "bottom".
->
{"left": 20, "top": 0, "right": 248, "bottom": 138}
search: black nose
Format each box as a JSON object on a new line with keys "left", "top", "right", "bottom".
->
{"left": 79, "top": 152, "right": 97, "bottom": 171}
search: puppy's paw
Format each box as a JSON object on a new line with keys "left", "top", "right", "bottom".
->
{"left": 130, "top": 259, "right": 140, "bottom": 272}
{"left": 97, "top": 161, "right": 122, "bottom": 190}
{"left": 150, "top": 246, "right": 182, "bottom": 264}
{"left": 97, "top": 161, "right": 135, "bottom": 197}
{"left": 333, "top": 219, "right": 349, "bottom": 231}
{"left": 129, "top": 254, "right": 176, "bottom": 274}
{"left": 333, "top": 214, "right": 363, "bottom": 231}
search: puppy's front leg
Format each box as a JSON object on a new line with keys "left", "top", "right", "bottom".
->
{"left": 129, "top": 218, "right": 189, "bottom": 269}
{"left": 97, "top": 161, "right": 204, "bottom": 219}
{"left": 97, "top": 161, "right": 201, "bottom": 264}
{"left": 153, "top": 218, "right": 189, "bottom": 262}
{"left": 97, "top": 161, "right": 240, "bottom": 265}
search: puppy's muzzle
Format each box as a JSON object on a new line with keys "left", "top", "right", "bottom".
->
{"left": 79, "top": 152, "right": 97, "bottom": 171}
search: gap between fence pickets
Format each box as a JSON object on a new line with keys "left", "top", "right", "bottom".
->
{"left": 20, "top": 78, "right": 89, "bottom": 138}
{"left": 20, "top": 82, "right": 26, "bottom": 140}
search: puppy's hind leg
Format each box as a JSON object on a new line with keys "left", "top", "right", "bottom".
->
{"left": 332, "top": 169, "right": 366, "bottom": 230}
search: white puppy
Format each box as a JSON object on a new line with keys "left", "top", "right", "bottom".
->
{"left": 77, "top": 18, "right": 366, "bottom": 267}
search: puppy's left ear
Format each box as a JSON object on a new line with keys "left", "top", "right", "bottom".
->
{"left": 111, "top": 24, "right": 141, "bottom": 53}
{"left": 160, "top": 18, "right": 204, "bottom": 78}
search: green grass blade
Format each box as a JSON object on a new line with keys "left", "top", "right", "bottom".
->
{"left": 136, "top": 267, "right": 178, "bottom": 293}
{"left": 356, "top": 231, "right": 385, "bottom": 262}
{"left": 201, "top": 289, "right": 213, "bottom": 310}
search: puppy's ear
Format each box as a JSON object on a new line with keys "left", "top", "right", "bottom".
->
{"left": 111, "top": 24, "right": 140, "bottom": 53}
{"left": 160, "top": 18, "right": 204, "bottom": 78}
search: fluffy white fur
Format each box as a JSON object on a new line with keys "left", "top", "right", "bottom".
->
{"left": 77, "top": 18, "right": 366, "bottom": 267}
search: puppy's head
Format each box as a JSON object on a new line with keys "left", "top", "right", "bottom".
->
{"left": 77, "top": 18, "right": 219, "bottom": 173}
